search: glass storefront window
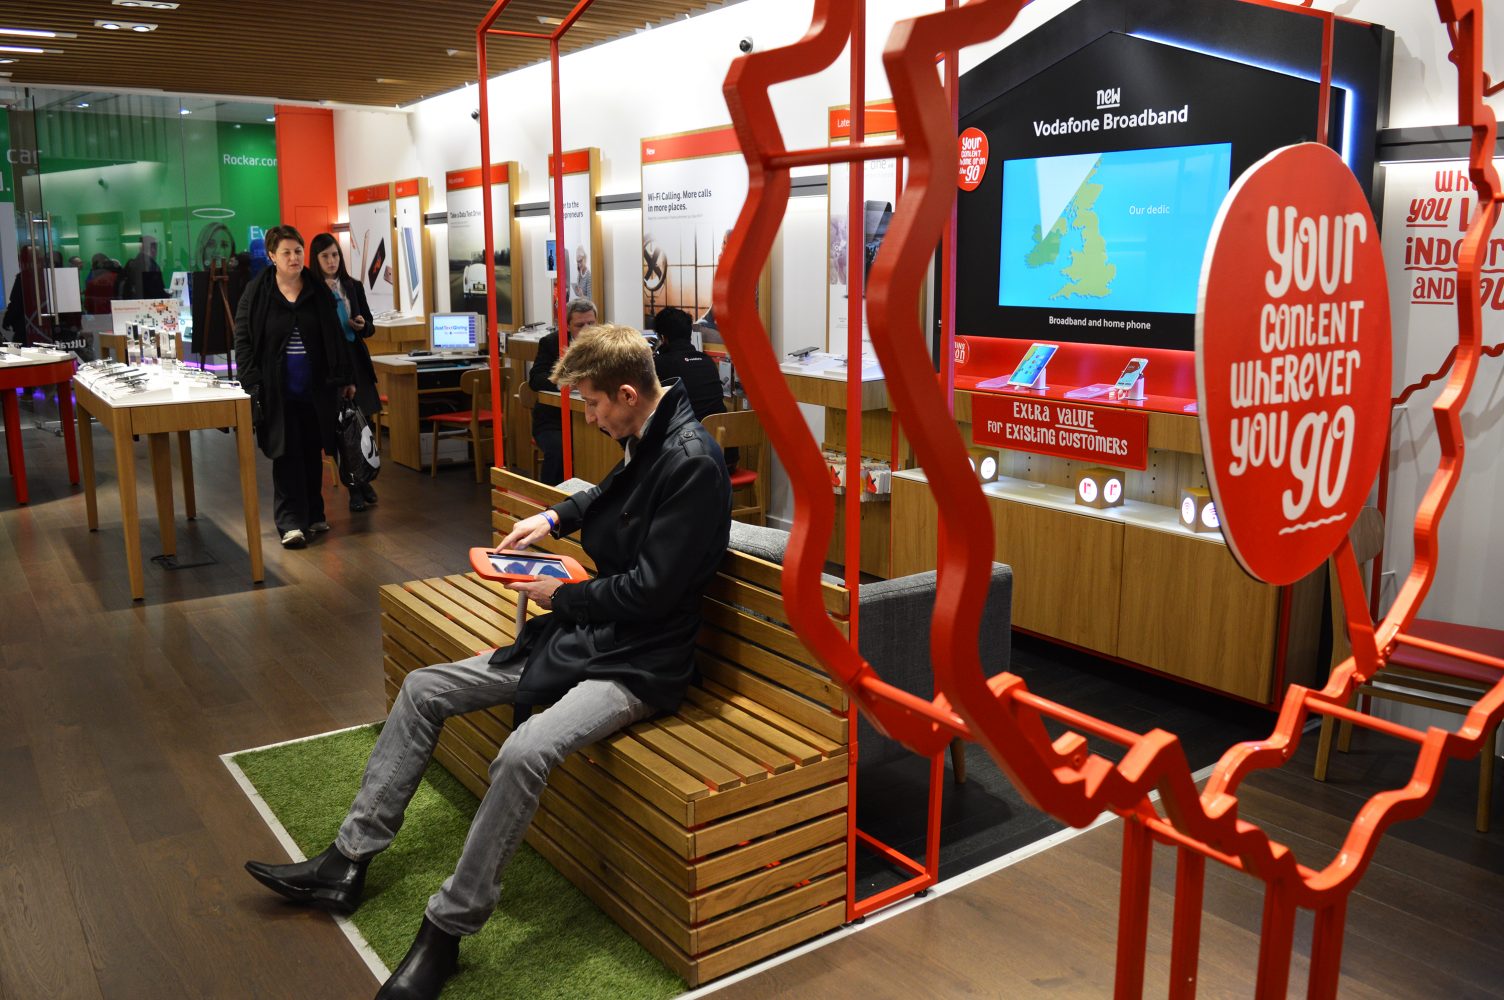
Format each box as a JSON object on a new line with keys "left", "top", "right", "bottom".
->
{"left": 1, "top": 87, "right": 280, "bottom": 366}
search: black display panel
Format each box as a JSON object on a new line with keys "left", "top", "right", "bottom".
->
{"left": 957, "top": 31, "right": 1347, "bottom": 351}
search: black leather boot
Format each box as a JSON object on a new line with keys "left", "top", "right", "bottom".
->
{"left": 374, "top": 916, "right": 460, "bottom": 999}
{"left": 244, "top": 844, "right": 368, "bottom": 915}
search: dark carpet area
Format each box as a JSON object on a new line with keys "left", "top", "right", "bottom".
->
{"left": 852, "top": 632, "right": 1277, "bottom": 894}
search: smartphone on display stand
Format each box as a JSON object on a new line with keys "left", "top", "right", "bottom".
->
{"left": 1112, "top": 357, "right": 1148, "bottom": 399}
{"left": 368, "top": 238, "right": 387, "bottom": 289}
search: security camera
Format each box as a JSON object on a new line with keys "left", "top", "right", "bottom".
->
{"left": 470, "top": 108, "right": 480, "bottom": 121}
{"left": 738, "top": 36, "right": 754, "bottom": 53}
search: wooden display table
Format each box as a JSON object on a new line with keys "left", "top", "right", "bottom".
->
{"left": 72, "top": 377, "right": 263, "bottom": 601}
{"left": 1, "top": 352, "right": 79, "bottom": 505}
{"left": 890, "top": 389, "right": 1324, "bottom": 705}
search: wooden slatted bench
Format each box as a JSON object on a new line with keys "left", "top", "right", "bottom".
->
{"left": 377, "top": 469, "right": 852, "bottom": 986}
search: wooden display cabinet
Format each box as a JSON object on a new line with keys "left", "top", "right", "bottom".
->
{"left": 890, "top": 389, "right": 1323, "bottom": 705}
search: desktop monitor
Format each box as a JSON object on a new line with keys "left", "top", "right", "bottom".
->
{"left": 430, "top": 312, "right": 482, "bottom": 354}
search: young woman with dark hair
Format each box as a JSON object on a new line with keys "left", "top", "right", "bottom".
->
{"left": 311, "top": 232, "right": 380, "bottom": 511}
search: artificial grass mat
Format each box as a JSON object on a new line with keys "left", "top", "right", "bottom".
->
{"left": 232, "top": 724, "right": 684, "bottom": 1000}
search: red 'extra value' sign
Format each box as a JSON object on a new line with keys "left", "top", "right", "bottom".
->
{"left": 958, "top": 128, "right": 988, "bottom": 192}
{"left": 973, "top": 394, "right": 1149, "bottom": 470}
{"left": 1197, "top": 143, "right": 1391, "bottom": 586}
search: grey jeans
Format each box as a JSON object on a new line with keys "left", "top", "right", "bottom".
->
{"left": 335, "top": 652, "right": 654, "bottom": 937}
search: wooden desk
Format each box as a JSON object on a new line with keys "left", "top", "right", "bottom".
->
{"left": 371, "top": 355, "right": 493, "bottom": 471}
{"left": 72, "top": 378, "right": 263, "bottom": 601}
{"left": 1, "top": 354, "right": 79, "bottom": 505}
{"left": 505, "top": 336, "right": 544, "bottom": 479}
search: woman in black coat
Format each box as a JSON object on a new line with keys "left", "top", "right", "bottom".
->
{"left": 311, "top": 232, "right": 380, "bottom": 511}
{"left": 232, "top": 226, "right": 355, "bottom": 549}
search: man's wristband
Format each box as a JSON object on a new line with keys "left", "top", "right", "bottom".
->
{"left": 541, "top": 509, "right": 559, "bottom": 533}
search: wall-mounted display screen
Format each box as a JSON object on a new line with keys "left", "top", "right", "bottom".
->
{"left": 998, "top": 143, "right": 1232, "bottom": 315}
{"left": 952, "top": 27, "right": 1378, "bottom": 352}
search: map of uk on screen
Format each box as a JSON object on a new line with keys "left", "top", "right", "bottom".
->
{"left": 999, "top": 142, "right": 1232, "bottom": 314}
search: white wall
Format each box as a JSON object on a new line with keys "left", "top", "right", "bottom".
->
{"left": 333, "top": 0, "right": 1504, "bottom": 585}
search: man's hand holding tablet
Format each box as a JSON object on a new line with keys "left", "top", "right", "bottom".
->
{"left": 475, "top": 510, "right": 588, "bottom": 612}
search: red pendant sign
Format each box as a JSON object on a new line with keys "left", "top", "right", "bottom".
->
{"left": 973, "top": 394, "right": 1148, "bottom": 470}
{"left": 1196, "top": 143, "right": 1392, "bottom": 585}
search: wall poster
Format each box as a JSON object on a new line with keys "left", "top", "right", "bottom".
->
{"left": 639, "top": 125, "right": 766, "bottom": 348}
{"left": 347, "top": 182, "right": 395, "bottom": 317}
{"left": 393, "top": 177, "right": 429, "bottom": 318}
{"left": 546, "top": 148, "right": 603, "bottom": 324}
{"left": 828, "top": 100, "right": 901, "bottom": 351}
{"left": 445, "top": 162, "right": 520, "bottom": 332}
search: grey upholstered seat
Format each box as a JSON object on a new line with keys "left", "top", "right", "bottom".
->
{"left": 725, "top": 521, "right": 1014, "bottom": 774}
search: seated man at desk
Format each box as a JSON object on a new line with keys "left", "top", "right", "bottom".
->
{"left": 652, "top": 306, "right": 736, "bottom": 470}
{"left": 529, "top": 297, "right": 595, "bottom": 485}
{"left": 245, "top": 323, "right": 732, "bottom": 1000}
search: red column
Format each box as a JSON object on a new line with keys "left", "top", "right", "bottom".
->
{"left": 273, "top": 106, "right": 339, "bottom": 237}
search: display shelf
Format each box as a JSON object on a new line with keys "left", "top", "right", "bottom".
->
{"left": 892, "top": 469, "right": 1225, "bottom": 545}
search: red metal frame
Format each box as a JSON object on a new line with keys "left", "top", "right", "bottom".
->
{"left": 715, "top": 1, "right": 1504, "bottom": 996}
{"left": 477, "top": 0, "right": 596, "bottom": 477}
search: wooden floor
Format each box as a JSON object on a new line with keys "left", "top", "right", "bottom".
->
{"left": 3, "top": 407, "right": 1501, "bottom": 999}
{"left": 0, "top": 413, "right": 495, "bottom": 999}
{"left": 715, "top": 735, "right": 1504, "bottom": 999}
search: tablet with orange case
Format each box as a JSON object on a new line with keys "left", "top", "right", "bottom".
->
{"left": 469, "top": 548, "right": 589, "bottom": 584}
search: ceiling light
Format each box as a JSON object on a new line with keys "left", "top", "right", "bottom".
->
{"left": 76, "top": 102, "right": 89, "bottom": 108}
{"left": 375, "top": 77, "right": 406, "bottom": 84}
{"left": 179, "top": 107, "right": 191, "bottom": 115}
{"left": 0, "top": 28, "right": 65, "bottom": 39}
{"left": 0, "top": 58, "right": 15, "bottom": 64}
{"left": 265, "top": 115, "right": 275, "bottom": 122}
{"left": 95, "top": 20, "right": 156, "bottom": 31}
{"left": 0, "top": 45, "right": 45, "bottom": 53}
{"left": 131, "top": 24, "right": 153, "bottom": 32}
{"left": 98, "top": 22, "right": 121, "bottom": 30}
{"left": 114, "top": 1, "right": 181, "bottom": 8}
{"left": 537, "top": 15, "right": 564, "bottom": 25}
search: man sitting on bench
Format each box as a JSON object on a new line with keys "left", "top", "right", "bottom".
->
{"left": 245, "top": 324, "right": 732, "bottom": 1000}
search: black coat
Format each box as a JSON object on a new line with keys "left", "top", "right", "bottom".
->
{"left": 232, "top": 267, "right": 353, "bottom": 459}
{"left": 334, "top": 274, "right": 380, "bottom": 419}
{"left": 492, "top": 380, "right": 732, "bottom": 712}
{"left": 528, "top": 331, "right": 561, "bottom": 434}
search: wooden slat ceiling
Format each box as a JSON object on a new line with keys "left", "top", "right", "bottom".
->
{"left": 0, "top": 0, "right": 723, "bottom": 108}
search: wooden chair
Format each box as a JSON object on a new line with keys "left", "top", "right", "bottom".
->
{"left": 1314, "top": 507, "right": 1502, "bottom": 832}
{"left": 513, "top": 381, "right": 544, "bottom": 479}
{"left": 426, "top": 368, "right": 493, "bottom": 482}
{"left": 702, "top": 410, "right": 767, "bottom": 526}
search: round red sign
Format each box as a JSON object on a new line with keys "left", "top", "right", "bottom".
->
{"left": 958, "top": 128, "right": 988, "bottom": 192}
{"left": 1196, "top": 143, "right": 1391, "bottom": 586}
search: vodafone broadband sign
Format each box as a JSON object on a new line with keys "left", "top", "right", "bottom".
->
{"left": 1196, "top": 143, "right": 1391, "bottom": 586}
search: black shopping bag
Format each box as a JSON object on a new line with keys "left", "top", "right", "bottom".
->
{"left": 335, "top": 401, "right": 380, "bottom": 487}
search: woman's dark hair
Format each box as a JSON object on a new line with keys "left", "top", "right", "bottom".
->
{"left": 265, "top": 225, "right": 304, "bottom": 255}
{"left": 309, "top": 232, "right": 352, "bottom": 283}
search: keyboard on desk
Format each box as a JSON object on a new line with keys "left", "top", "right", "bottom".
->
{"left": 415, "top": 359, "right": 487, "bottom": 391}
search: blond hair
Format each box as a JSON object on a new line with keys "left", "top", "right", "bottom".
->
{"left": 551, "top": 323, "right": 658, "bottom": 397}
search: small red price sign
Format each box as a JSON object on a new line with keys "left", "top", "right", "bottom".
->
{"left": 958, "top": 128, "right": 988, "bottom": 192}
